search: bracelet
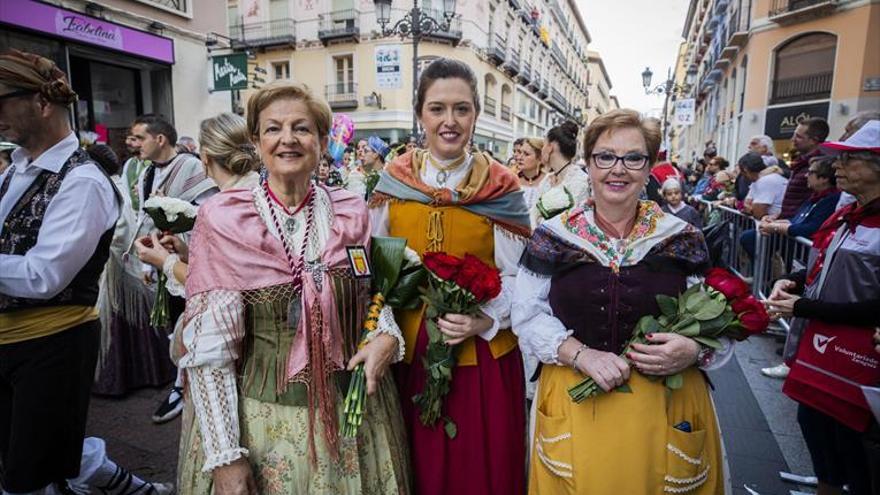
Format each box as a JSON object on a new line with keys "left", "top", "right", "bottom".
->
{"left": 570, "top": 344, "right": 589, "bottom": 373}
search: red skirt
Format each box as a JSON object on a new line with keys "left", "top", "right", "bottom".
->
{"left": 395, "top": 321, "right": 526, "bottom": 495}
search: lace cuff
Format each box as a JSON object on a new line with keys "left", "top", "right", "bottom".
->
{"left": 363, "top": 304, "right": 405, "bottom": 362}
{"left": 187, "top": 364, "right": 249, "bottom": 472}
{"left": 163, "top": 254, "right": 185, "bottom": 297}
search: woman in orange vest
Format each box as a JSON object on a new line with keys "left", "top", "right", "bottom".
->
{"left": 369, "top": 58, "right": 531, "bottom": 495}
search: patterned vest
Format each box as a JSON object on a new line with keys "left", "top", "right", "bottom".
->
{"left": 0, "top": 148, "right": 116, "bottom": 312}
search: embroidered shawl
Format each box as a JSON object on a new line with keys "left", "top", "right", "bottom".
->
{"left": 521, "top": 200, "right": 709, "bottom": 276}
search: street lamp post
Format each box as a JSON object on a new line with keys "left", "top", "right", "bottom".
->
{"left": 373, "top": 0, "right": 457, "bottom": 138}
{"left": 642, "top": 65, "right": 697, "bottom": 152}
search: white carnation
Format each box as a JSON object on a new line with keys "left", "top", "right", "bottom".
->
{"left": 143, "top": 196, "right": 197, "bottom": 222}
{"left": 539, "top": 186, "right": 573, "bottom": 212}
{"left": 402, "top": 246, "right": 422, "bottom": 268}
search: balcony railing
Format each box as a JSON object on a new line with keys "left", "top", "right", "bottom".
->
{"left": 488, "top": 33, "right": 506, "bottom": 65}
{"left": 421, "top": 9, "right": 463, "bottom": 45}
{"left": 550, "top": 41, "right": 566, "bottom": 68}
{"left": 529, "top": 73, "right": 541, "bottom": 92}
{"left": 520, "top": 63, "right": 532, "bottom": 84}
{"left": 325, "top": 82, "right": 358, "bottom": 109}
{"left": 771, "top": 71, "right": 833, "bottom": 104}
{"left": 484, "top": 95, "right": 497, "bottom": 116}
{"left": 727, "top": 7, "right": 749, "bottom": 47}
{"left": 230, "top": 19, "right": 296, "bottom": 49}
{"left": 318, "top": 9, "right": 359, "bottom": 44}
{"left": 501, "top": 103, "right": 511, "bottom": 122}
{"left": 551, "top": 88, "right": 566, "bottom": 110}
{"left": 769, "top": 0, "right": 837, "bottom": 24}
{"left": 504, "top": 51, "right": 520, "bottom": 76}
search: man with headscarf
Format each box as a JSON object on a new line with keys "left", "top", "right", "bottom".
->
{"left": 0, "top": 49, "right": 120, "bottom": 493}
{"left": 346, "top": 135, "right": 389, "bottom": 199}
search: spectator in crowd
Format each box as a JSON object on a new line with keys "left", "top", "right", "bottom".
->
{"left": 511, "top": 137, "right": 525, "bottom": 170}
{"left": 406, "top": 134, "right": 418, "bottom": 152}
{"left": 700, "top": 157, "right": 734, "bottom": 202}
{"left": 661, "top": 178, "right": 702, "bottom": 228}
{"left": 0, "top": 48, "right": 119, "bottom": 494}
{"left": 758, "top": 155, "right": 840, "bottom": 239}
{"left": 342, "top": 145, "right": 356, "bottom": 168}
{"left": 693, "top": 155, "right": 725, "bottom": 199}
{"left": 646, "top": 151, "right": 683, "bottom": 206}
{"left": 363, "top": 135, "right": 389, "bottom": 172}
{"left": 175, "top": 135, "right": 198, "bottom": 155}
{"left": 741, "top": 152, "right": 788, "bottom": 220}
{"left": 767, "top": 120, "right": 880, "bottom": 495}
{"left": 355, "top": 137, "right": 369, "bottom": 166}
{"left": 780, "top": 117, "right": 829, "bottom": 219}
{"left": 835, "top": 110, "right": 880, "bottom": 210}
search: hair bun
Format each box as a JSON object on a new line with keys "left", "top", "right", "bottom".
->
{"left": 560, "top": 120, "right": 579, "bottom": 140}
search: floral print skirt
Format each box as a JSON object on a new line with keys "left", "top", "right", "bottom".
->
{"left": 177, "top": 375, "right": 411, "bottom": 494}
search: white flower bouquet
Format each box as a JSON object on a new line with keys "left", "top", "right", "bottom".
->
{"left": 143, "top": 196, "right": 198, "bottom": 233}
{"left": 536, "top": 185, "right": 575, "bottom": 220}
{"left": 142, "top": 196, "right": 198, "bottom": 328}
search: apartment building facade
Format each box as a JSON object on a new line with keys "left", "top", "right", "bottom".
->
{"left": 225, "top": 0, "right": 593, "bottom": 157}
{"left": 670, "top": 0, "right": 880, "bottom": 163}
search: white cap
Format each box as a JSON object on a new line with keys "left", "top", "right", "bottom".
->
{"left": 821, "top": 120, "right": 880, "bottom": 154}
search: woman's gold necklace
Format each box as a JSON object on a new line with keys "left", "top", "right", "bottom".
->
{"left": 427, "top": 153, "right": 468, "bottom": 187}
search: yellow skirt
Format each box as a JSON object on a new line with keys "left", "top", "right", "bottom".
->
{"left": 529, "top": 365, "right": 724, "bottom": 495}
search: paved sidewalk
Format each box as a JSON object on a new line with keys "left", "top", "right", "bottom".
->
{"left": 85, "top": 387, "right": 180, "bottom": 486}
{"left": 711, "top": 334, "right": 816, "bottom": 495}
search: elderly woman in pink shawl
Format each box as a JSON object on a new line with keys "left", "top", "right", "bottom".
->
{"left": 175, "top": 81, "right": 411, "bottom": 494}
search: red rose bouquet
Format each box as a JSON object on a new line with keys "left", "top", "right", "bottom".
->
{"left": 568, "top": 268, "right": 769, "bottom": 403}
{"left": 413, "top": 252, "right": 502, "bottom": 438}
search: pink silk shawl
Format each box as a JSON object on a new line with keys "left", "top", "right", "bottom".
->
{"left": 185, "top": 185, "right": 371, "bottom": 383}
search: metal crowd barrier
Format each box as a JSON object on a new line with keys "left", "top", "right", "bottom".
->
{"left": 697, "top": 199, "right": 814, "bottom": 334}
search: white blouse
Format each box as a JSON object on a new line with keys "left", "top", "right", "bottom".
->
{"left": 531, "top": 164, "right": 590, "bottom": 226}
{"left": 369, "top": 153, "right": 526, "bottom": 340}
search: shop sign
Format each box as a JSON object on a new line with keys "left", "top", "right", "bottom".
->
{"left": 0, "top": 0, "right": 175, "bottom": 64}
{"left": 764, "top": 102, "right": 829, "bottom": 140}
{"left": 673, "top": 98, "right": 695, "bottom": 126}
{"left": 375, "top": 45, "right": 401, "bottom": 89}
{"left": 212, "top": 54, "right": 249, "bottom": 91}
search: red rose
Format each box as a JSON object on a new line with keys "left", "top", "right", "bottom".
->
{"left": 705, "top": 268, "right": 749, "bottom": 300}
{"left": 739, "top": 310, "right": 770, "bottom": 335}
{"left": 423, "top": 252, "right": 464, "bottom": 281}
{"left": 454, "top": 255, "right": 484, "bottom": 293}
{"left": 731, "top": 295, "right": 770, "bottom": 335}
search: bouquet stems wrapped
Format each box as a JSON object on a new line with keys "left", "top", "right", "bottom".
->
{"left": 341, "top": 237, "right": 425, "bottom": 437}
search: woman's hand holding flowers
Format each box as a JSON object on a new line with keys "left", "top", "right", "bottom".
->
{"left": 629, "top": 333, "right": 701, "bottom": 376}
{"left": 134, "top": 232, "right": 170, "bottom": 270}
{"left": 437, "top": 311, "right": 493, "bottom": 345}
{"left": 348, "top": 334, "right": 399, "bottom": 395}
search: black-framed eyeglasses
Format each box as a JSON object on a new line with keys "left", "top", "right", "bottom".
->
{"left": 591, "top": 151, "right": 650, "bottom": 170}
{"left": 0, "top": 89, "right": 36, "bottom": 102}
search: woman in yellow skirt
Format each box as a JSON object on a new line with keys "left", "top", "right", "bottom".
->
{"left": 512, "top": 109, "right": 728, "bottom": 494}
